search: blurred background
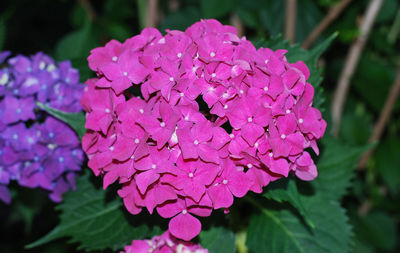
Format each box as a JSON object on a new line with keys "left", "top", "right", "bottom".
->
{"left": 0, "top": 0, "right": 399, "bottom": 252}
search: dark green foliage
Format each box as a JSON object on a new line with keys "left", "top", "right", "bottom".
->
{"left": 200, "top": 227, "right": 236, "bottom": 253}
{"left": 26, "top": 172, "right": 158, "bottom": 251}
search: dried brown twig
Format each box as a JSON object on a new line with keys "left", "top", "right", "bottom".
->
{"left": 331, "top": 0, "right": 384, "bottom": 137}
{"left": 285, "top": 0, "right": 297, "bottom": 44}
{"left": 146, "top": 0, "right": 159, "bottom": 28}
{"left": 302, "top": 0, "right": 353, "bottom": 49}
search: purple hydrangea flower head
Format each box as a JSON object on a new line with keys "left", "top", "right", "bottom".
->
{"left": 82, "top": 19, "right": 326, "bottom": 241}
{"left": 0, "top": 52, "right": 84, "bottom": 204}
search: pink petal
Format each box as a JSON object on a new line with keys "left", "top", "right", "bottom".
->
{"left": 208, "top": 184, "right": 234, "bottom": 209}
{"left": 135, "top": 170, "right": 160, "bottom": 194}
{"left": 241, "top": 123, "right": 264, "bottom": 146}
{"left": 169, "top": 212, "right": 201, "bottom": 241}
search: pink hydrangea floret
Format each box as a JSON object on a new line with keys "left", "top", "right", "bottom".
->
{"left": 81, "top": 19, "right": 326, "bottom": 241}
{"left": 122, "top": 231, "right": 208, "bottom": 253}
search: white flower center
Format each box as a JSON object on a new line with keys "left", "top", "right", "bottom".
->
{"left": 286, "top": 109, "right": 291, "bottom": 114}
{"left": 123, "top": 71, "right": 128, "bottom": 76}
{"left": 109, "top": 146, "right": 114, "bottom": 151}
{"left": 134, "top": 138, "right": 140, "bottom": 144}
{"left": 177, "top": 53, "right": 182, "bottom": 58}
{"left": 194, "top": 140, "right": 199, "bottom": 145}
{"left": 151, "top": 164, "right": 157, "bottom": 169}
{"left": 105, "top": 108, "right": 110, "bottom": 113}
{"left": 281, "top": 134, "right": 286, "bottom": 139}
{"left": 222, "top": 179, "right": 228, "bottom": 185}
{"left": 112, "top": 56, "right": 118, "bottom": 62}
{"left": 247, "top": 163, "right": 253, "bottom": 169}
{"left": 265, "top": 59, "right": 269, "bottom": 64}
{"left": 269, "top": 152, "right": 273, "bottom": 157}
{"left": 169, "top": 77, "right": 174, "bottom": 82}
{"left": 188, "top": 173, "right": 194, "bottom": 178}
{"left": 247, "top": 117, "right": 253, "bottom": 122}
{"left": 229, "top": 134, "right": 235, "bottom": 139}
{"left": 160, "top": 122, "right": 166, "bottom": 127}
{"left": 264, "top": 86, "right": 268, "bottom": 91}
{"left": 211, "top": 73, "right": 216, "bottom": 78}
{"left": 0, "top": 73, "right": 8, "bottom": 85}
{"left": 182, "top": 209, "right": 188, "bottom": 214}
{"left": 139, "top": 108, "right": 144, "bottom": 114}
{"left": 224, "top": 104, "right": 228, "bottom": 109}
{"left": 210, "top": 52, "right": 216, "bottom": 57}
{"left": 298, "top": 118, "right": 304, "bottom": 124}
{"left": 179, "top": 92, "right": 184, "bottom": 97}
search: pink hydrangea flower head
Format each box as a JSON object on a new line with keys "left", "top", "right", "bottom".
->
{"left": 122, "top": 231, "right": 209, "bottom": 253}
{"left": 82, "top": 19, "right": 326, "bottom": 241}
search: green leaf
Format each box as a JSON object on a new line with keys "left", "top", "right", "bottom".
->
{"left": 200, "top": 227, "right": 236, "bottom": 253}
{"left": 26, "top": 172, "right": 156, "bottom": 251}
{"left": 160, "top": 7, "right": 201, "bottom": 32}
{"left": 353, "top": 55, "right": 398, "bottom": 113}
{"left": 312, "top": 136, "right": 373, "bottom": 200}
{"left": 246, "top": 195, "right": 352, "bottom": 253}
{"left": 201, "top": 0, "right": 237, "bottom": 18}
{"left": 375, "top": 137, "right": 400, "bottom": 194}
{"left": 263, "top": 178, "right": 313, "bottom": 228}
{"left": 353, "top": 211, "right": 397, "bottom": 251}
{"left": 0, "top": 18, "right": 5, "bottom": 51}
{"left": 55, "top": 19, "right": 97, "bottom": 61}
{"left": 36, "top": 102, "right": 86, "bottom": 140}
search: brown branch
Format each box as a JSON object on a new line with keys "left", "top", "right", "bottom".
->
{"left": 285, "top": 0, "right": 297, "bottom": 44}
{"left": 78, "top": 0, "right": 97, "bottom": 21}
{"left": 331, "top": 0, "right": 384, "bottom": 137}
{"left": 302, "top": 0, "right": 353, "bottom": 49}
{"left": 358, "top": 67, "right": 400, "bottom": 169}
{"left": 230, "top": 13, "right": 245, "bottom": 38}
{"left": 146, "top": 0, "right": 159, "bottom": 28}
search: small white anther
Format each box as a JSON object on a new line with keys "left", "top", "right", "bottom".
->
{"left": 179, "top": 92, "right": 184, "bottom": 97}
{"left": 151, "top": 164, "right": 157, "bottom": 169}
{"left": 247, "top": 117, "right": 253, "bottom": 122}
{"left": 134, "top": 138, "right": 140, "bottom": 144}
{"left": 255, "top": 142, "right": 259, "bottom": 148}
{"left": 239, "top": 89, "right": 244, "bottom": 94}
{"left": 139, "top": 108, "right": 144, "bottom": 114}
{"left": 269, "top": 152, "right": 273, "bottom": 157}
{"left": 160, "top": 122, "right": 166, "bottom": 127}
{"left": 112, "top": 56, "right": 118, "bottom": 62}
{"left": 210, "top": 52, "right": 216, "bottom": 57}
{"left": 194, "top": 140, "right": 199, "bottom": 145}
{"left": 286, "top": 109, "right": 291, "bottom": 114}
{"left": 105, "top": 108, "right": 111, "bottom": 113}
{"left": 247, "top": 163, "right": 253, "bottom": 169}
{"left": 211, "top": 73, "right": 216, "bottom": 78}
{"left": 222, "top": 179, "right": 228, "bottom": 185}
{"left": 109, "top": 146, "right": 114, "bottom": 151}
{"left": 188, "top": 173, "right": 194, "bottom": 178}
{"left": 264, "top": 86, "right": 269, "bottom": 91}
{"left": 130, "top": 155, "right": 135, "bottom": 160}
{"left": 182, "top": 209, "right": 188, "bottom": 214}
{"left": 169, "top": 77, "right": 174, "bottom": 82}
{"left": 281, "top": 134, "right": 286, "bottom": 139}
{"left": 229, "top": 134, "right": 235, "bottom": 139}
{"left": 298, "top": 118, "right": 304, "bottom": 124}
{"left": 224, "top": 104, "right": 228, "bottom": 109}
{"left": 177, "top": 53, "right": 182, "bottom": 58}
{"left": 123, "top": 71, "right": 128, "bottom": 76}
{"left": 265, "top": 59, "right": 269, "bottom": 64}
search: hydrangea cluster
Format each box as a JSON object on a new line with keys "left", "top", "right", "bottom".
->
{"left": 122, "top": 231, "right": 208, "bottom": 253}
{"left": 82, "top": 19, "right": 326, "bottom": 241}
{"left": 0, "top": 51, "right": 84, "bottom": 204}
